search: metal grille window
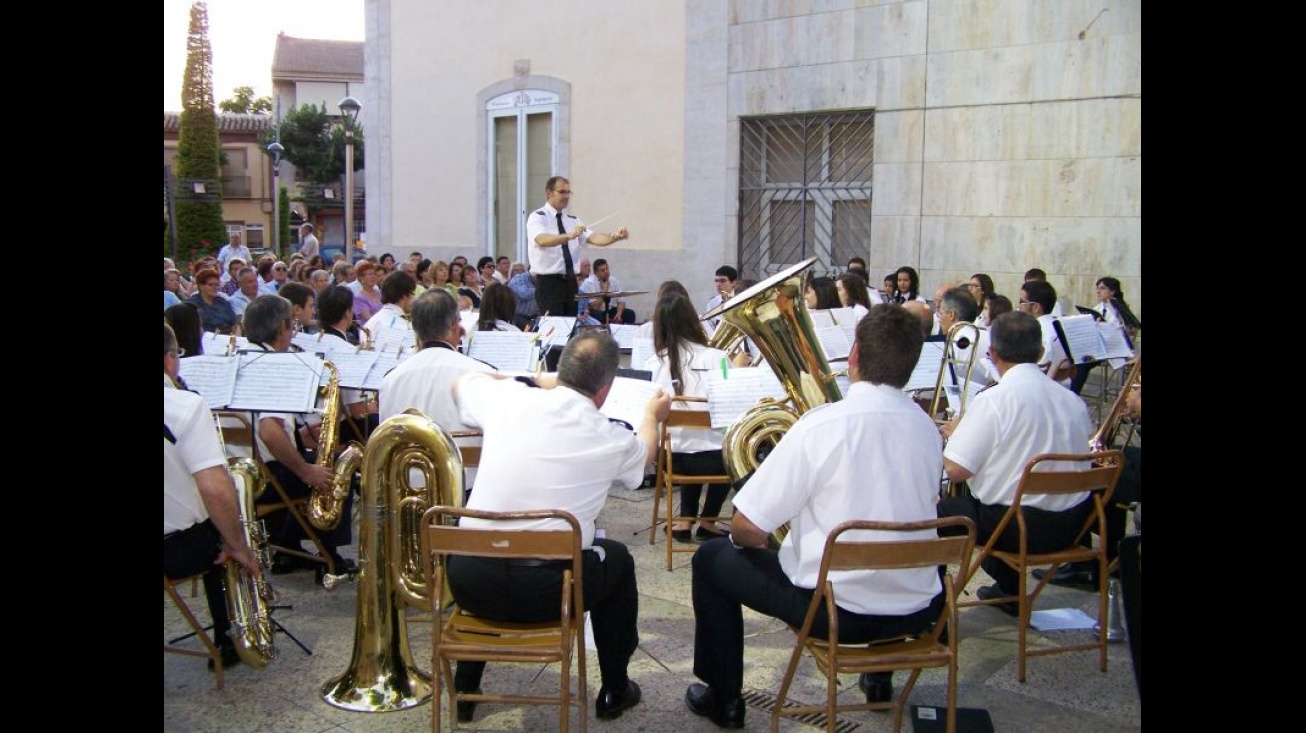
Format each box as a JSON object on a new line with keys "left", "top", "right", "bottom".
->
{"left": 739, "top": 112, "right": 874, "bottom": 279}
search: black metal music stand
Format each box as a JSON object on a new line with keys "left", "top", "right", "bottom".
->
{"left": 168, "top": 603, "right": 313, "bottom": 656}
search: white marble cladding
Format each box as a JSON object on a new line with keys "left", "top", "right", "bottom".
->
{"left": 927, "top": 34, "right": 1140, "bottom": 107}
{"left": 921, "top": 157, "right": 1140, "bottom": 218}
{"left": 928, "top": 0, "right": 1142, "bottom": 52}
{"left": 728, "top": 54, "right": 925, "bottom": 115}
{"left": 923, "top": 99, "right": 1140, "bottom": 162}
{"left": 727, "top": 2, "right": 924, "bottom": 70}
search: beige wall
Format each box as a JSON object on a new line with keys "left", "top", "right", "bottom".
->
{"left": 375, "top": 0, "right": 685, "bottom": 281}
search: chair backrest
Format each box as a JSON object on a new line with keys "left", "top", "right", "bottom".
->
{"left": 820, "top": 517, "right": 976, "bottom": 578}
{"left": 1012, "top": 451, "right": 1124, "bottom": 507}
{"left": 666, "top": 406, "right": 713, "bottom": 430}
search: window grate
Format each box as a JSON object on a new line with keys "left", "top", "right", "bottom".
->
{"left": 739, "top": 112, "right": 875, "bottom": 280}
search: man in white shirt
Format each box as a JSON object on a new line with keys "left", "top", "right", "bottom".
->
{"left": 297, "top": 223, "right": 319, "bottom": 259}
{"left": 703, "top": 265, "right": 738, "bottom": 334}
{"left": 939, "top": 311, "right": 1093, "bottom": 612}
{"left": 445, "top": 331, "right": 669, "bottom": 723}
{"left": 1019, "top": 280, "right": 1074, "bottom": 387}
{"left": 578, "top": 258, "right": 636, "bottom": 324}
{"left": 216, "top": 233, "right": 251, "bottom": 276}
{"left": 164, "top": 323, "right": 260, "bottom": 670}
{"left": 362, "top": 270, "right": 417, "bottom": 337}
{"left": 526, "top": 176, "right": 629, "bottom": 319}
{"left": 226, "top": 266, "right": 261, "bottom": 317}
{"left": 1023, "top": 268, "right": 1063, "bottom": 317}
{"left": 686, "top": 305, "right": 946, "bottom": 728}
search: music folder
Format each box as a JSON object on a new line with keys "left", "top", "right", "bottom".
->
{"left": 1052, "top": 315, "right": 1134, "bottom": 365}
{"left": 1075, "top": 305, "right": 1105, "bottom": 322}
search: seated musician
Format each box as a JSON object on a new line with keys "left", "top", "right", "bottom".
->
{"left": 363, "top": 270, "right": 417, "bottom": 336}
{"left": 1018, "top": 280, "right": 1074, "bottom": 387}
{"left": 314, "top": 285, "right": 376, "bottom": 436}
{"left": 938, "top": 311, "right": 1094, "bottom": 613}
{"left": 686, "top": 305, "right": 947, "bottom": 729}
{"left": 445, "top": 331, "right": 670, "bottom": 723}
{"left": 578, "top": 258, "right": 637, "bottom": 325}
{"left": 242, "top": 295, "right": 355, "bottom": 581}
{"left": 164, "top": 323, "right": 259, "bottom": 670}
{"left": 936, "top": 285, "right": 992, "bottom": 390}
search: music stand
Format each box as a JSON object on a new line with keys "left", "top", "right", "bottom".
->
{"left": 575, "top": 290, "right": 648, "bottom": 327}
{"left": 168, "top": 605, "right": 314, "bottom": 656}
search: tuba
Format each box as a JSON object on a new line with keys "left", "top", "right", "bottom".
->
{"left": 223, "top": 457, "right": 278, "bottom": 668}
{"left": 308, "top": 361, "right": 366, "bottom": 531}
{"left": 1091, "top": 355, "right": 1141, "bottom": 453}
{"left": 704, "top": 258, "right": 842, "bottom": 546}
{"left": 321, "top": 408, "right": 463, "bottom": 712}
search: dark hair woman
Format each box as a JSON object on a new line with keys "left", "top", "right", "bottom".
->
{"left": 476, "top": 282, "right": 519, "bottom": 331}
{"left": 805, "top": 275, "right": 841, "bottom": 310}
{"left": 893, "top": 266, "right": 924, "bottom": 304}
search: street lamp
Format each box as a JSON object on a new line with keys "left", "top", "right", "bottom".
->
{"left": 339, "top": 95, "right": 361, "bottom": 263}
{"left": 267, "top": 142, "right": 284, "bottom": 258}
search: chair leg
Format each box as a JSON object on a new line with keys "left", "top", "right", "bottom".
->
{"left": 1097, "top": 554, "right": 1110, "bottom": 673}
{"left": 1017, "top": 569, "right": 1028, "bottom": 684}
{"left": 649, "top": 474, "right": 662, "bottom": 547}
{"left": 165, "top": 580, "right": 224, "bottom": 690}
{"left": 770, "top": 639, "right": 806, "bottom": 732}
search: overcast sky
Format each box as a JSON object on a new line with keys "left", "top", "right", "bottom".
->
{"left": 163, "top": 0, "right": 364, "bottom": 111}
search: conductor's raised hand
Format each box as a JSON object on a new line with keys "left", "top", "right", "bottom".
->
{"left": 614, "top": 226, "right": 629, "bottom": 241}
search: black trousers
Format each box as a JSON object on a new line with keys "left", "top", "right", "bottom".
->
{"left": 260, "top": 460, "right": 354, "bottom": 553}
{"left": 163, "top": 519, "right": 232, "bottom": 649}
{"left": 691, "top": 538, "right": 942, "bottom": 699}
{"left": 534, "top": 274, "right": 577, "bottom": 321}
{"left": 586, "top": 306, "right": 637, "bottom": 325}
{"left": 672, "top": 451, "right": 731, "bottom": 521}
{"left": 937, "top": 495, "right": 1093, "bottom": 593}
{"left": 447, "top": 537, "right": 639, "bottom": 692}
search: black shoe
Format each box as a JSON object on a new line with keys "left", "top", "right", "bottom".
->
{"left": 1033, "top": 562, "right": 1098, "bottom": 588}
{"left": 975, "top": 584, "right": 1020, "bottom": 617}
{"left": 685, "top": 683, "right": 745, "bottom": 729}
{"left": 455, "top": 688, "right": 481, "bottom": 722}
{"left": 858, "top": 672, "right": 893, "bottom": 704}
{"left": 270, "top": 553, "right": 315, "bottom": 575}
{"left": 595, "top": 680, "right": 641, "bottom": 720}
{"left": 671, "top": 528, "right": 694, "bottom": 544}
{"left": 696, "top": 526, "right": 728, "bottom": 542}
{"left": 208, "top": 644, "right": 241, "bottom": 671}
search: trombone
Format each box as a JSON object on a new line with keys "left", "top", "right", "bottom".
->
{"left": 927, "top": 321, "right": 984, "bottom": 423}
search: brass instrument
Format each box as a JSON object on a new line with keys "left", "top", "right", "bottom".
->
{"left": 307, "top": 361, "right": 366, "bottom": 531}
{"left": 223, "top": 457, "right": 278, "bottom": 668}
{"left": 927, "top": 321, "right": 984, "bottom": 422}
{"left": 1091, "top": 355, "right": 1141, "bottom": 453}
{"left": 706, "top": 319, "right": 755, "bottom": 366}
{"left": 358, "top": 325, "right": 373, "bottom": 351}
{"left": 705, "top": 258, "right": 842, "bottom": 547}
{"left": 321, "top": 408, "right": 463, "bottom": 712}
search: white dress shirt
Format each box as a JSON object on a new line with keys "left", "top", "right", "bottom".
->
{"left": 732, "top": 381, "right": 943, "bottom": 615}
{"left": 526, "top": 202, "right": 592, "bottom": 276}
{"left": 164, "top": 386, "right": 227, "bottom": 534}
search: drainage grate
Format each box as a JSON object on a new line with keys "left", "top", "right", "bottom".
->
{"left": 741, "top": 688, "right": 861, "bottom": 732}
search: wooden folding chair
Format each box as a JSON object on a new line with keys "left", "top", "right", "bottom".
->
{"left": 960, "top": 450, "right": 1124, "bottom": 682}
{"left": 213, "top": 410, "right": 337, "bottom": 575}
{"left": 647, "top": 406, "right": 733, "bottom": 571}
{"left": 164, "top": 573, "right": 226, "bottom": 689}
{"left": 772, "top": 517, "right": 976, "bottom": 733}
{"left": 421, "top": 505, "right": 588, "bottom": 733}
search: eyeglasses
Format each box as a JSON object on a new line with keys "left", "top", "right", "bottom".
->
{"left": 274, "top": 266, "right": 287, "bottom": 272}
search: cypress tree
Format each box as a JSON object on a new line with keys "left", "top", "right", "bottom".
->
{"left": 172, "top": 1, "right": 228, "bottom": 266}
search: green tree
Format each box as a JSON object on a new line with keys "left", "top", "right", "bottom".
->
{"left": 171, "top": 1, "right": 228, "bottom": 265}
{"left": 262, "top": 103, "right": 365, "bottom": 224}
{"left": 219, "top": 85, "right": 273, "bottom": 114}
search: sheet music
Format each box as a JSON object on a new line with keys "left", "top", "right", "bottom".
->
{"left": 201, "top": 331, "right": 247, "bottom": 356}
{"left": 630, "top": 337, "right": 656, "bottom": 372}
{"left": 325, "top": 350, "right": 381, "bottom": 389}
{"left": 177, "top": 355, "right": 238, "bottom": 410}
{"left": 807, "top": 309, "right": 836, "bottom": 328}
{"left": 370, "top": 324, "right": 414, "bottom": 355}
{"left": 598, "top": 377, "right": 663, "bottom": 435}
{"left": 608, "top": 323, "right": 639, "bottom": 349}
{"left": 1096, "top": 322, "right": 1135, "bottom": 364}
{"left": 360, "top": 351, "right": 404, "bottom": 391}
{"left": 813, "top": 324, "right": 855, "bottom": 361}
{"left": 466, "top": 331, "right": 537, "bottom": 371}
{"left": 705, "top": 367, "right": 786, "bottom": 429}
{"left": 228, "top": 351, "right": 324, "bottom": 412}
{"left": 904, "top": 341, "right": 947, "bottom": 393}
{"left": 826, "top": 307, "right": 859, "bottom": 326}
{"left": 535, "top": 316, "right": 578, "bottom": 343}
{"left": 458, "top": 310, "right": 480, "bottom": 342}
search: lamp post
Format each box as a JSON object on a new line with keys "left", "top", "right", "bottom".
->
{"left": 267, "top": 142, "right": 284, "bottom": 258}
{"left": 339, "top": 96, "right": 361, "bottom": 263}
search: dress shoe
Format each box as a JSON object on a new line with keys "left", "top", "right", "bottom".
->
{"left": 671, "top": 527, "right": 694, "bottom": 544}
{"left": 685, "top": 683, "right": 745, "bottom": 729}
{"left": 270, "top": 553, "right": 315, "bottom": 575}
{"left": 595, "top": 680, "right": 642, "bottom": 720}
{"left": 696, "top": 525, "right": 728, "bottom": 542}
{"left": 858, "top": 672, "right": 893, "bottom": 704}
{"left": 208, "top": 644, "right": 241, "bottom": 671}
{"left": 1032, "top": 562, "right": 1098, "bottom": 588}
{"left": 975, "top": 584, "right": 1019, "bottom": 617}
{"left": 455, "top": 688, "right": 481, "bottom": 722}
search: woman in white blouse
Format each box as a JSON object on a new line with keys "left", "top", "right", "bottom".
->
{"left": 836, "top": 271, "right": 874, "bottom": 321}
{"left": 643, "top": 292, "right": 733, "bottom": 543}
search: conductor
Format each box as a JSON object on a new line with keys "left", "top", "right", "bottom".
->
{"left": 527, "top": 176, "right": 630, "bottom": 319}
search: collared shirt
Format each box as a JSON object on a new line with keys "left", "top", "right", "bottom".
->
{"left": 455, "top": 373, "right": 647, "bottom": 548}
{"left": 227, "top": 290, "right": 255, "bottom": 316}
{"left": 258, "top": 279, "right": 279, "bottom": 296}
{"left": 644, "top": 342, "right": 729, "bottom": 453}
{"left": 1036, "top": 313, "right": 1072, "bottom": 387}
{"left": 379, "top": 344, "right": 495, "bottom": 430}
{"left": 164, "top": 386, "right": 226, "bottom": 534}
{"left": 353, "top": 287, "right": 383, "bottom": 323}
{"left": 217, "top": 244, "right": 251, "bottom": 274}
{"left": 578, "top": 273, "right": 626, "bottom": 313}
{"left": 363, "top": 302, "right": 412, "bottom": 336}
{"left": 943, "top": 362, "right": 1091, "bottom": 511}
{"left": 732, "top": 381, "right": 943, "bottom": 615}
{"left": 507, "top": 272, "right": 538, "bottom": 318}
{"left": 298, "top": 234, "right": 319, "bottom": 259}
{"left": 704, "top": 292, "right": 729, "bottom": 332}
{"left": 164, "top": 290, "right": 181, "bottom": 311}
{"left": 526, "top": 202, "right": 593, "bottom": 276}
{"left": 186, "top": 293, "right": 239, "bottom": 334}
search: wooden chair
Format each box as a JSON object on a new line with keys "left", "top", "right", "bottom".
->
{"left": 213, "top": 410, "right": 337, "bottom": 575}
{"left": 647, "top": 406, "right": 733, "bottom": 571}
{"left": 164, "top": 572, "right": 226, "bottom": 689}
{"left": 772, "top": 517, "right": 976, "bottom": 733}
{"left": 421, "top": 505, "right": 588, "bottom": 733}
{"left": 960, "top": 451, "right": 1124, "bottom": 682}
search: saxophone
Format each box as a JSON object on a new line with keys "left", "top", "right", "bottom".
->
{"left": 308, "top": 360, "right": 366, "bottom": 531}
{"left": 223, "top": 457, "right": 278, "bottom": 668}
